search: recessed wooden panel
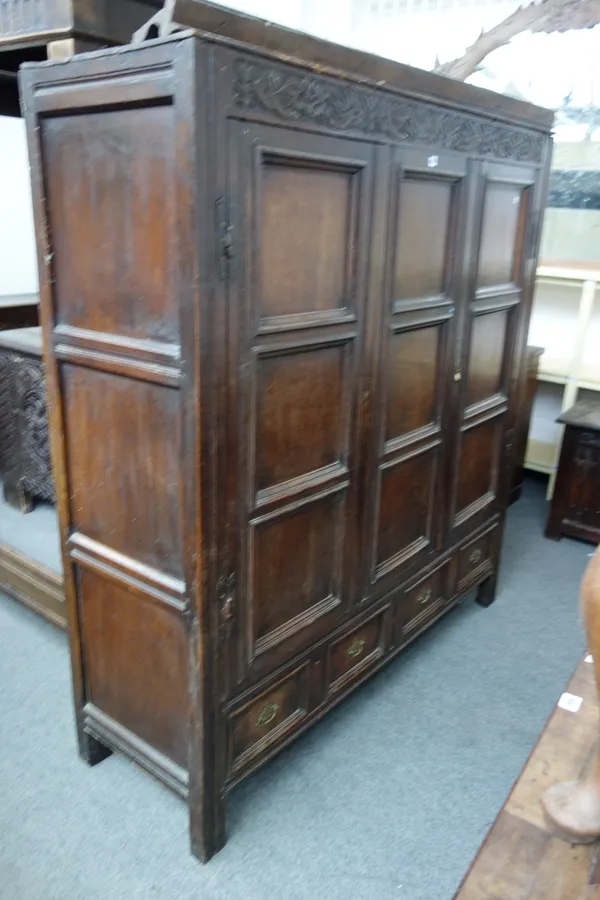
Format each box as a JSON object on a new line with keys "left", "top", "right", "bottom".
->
{"left": 42, "top": 107, "right": 178, "bottom": 342}
{"left": 456, "top": 419, "right": 501, "bottom": 517}
{"left": 466, "top": 310, "right": 508, "bottom": 407}
{"left": 395, "top": 177, "right": 452, "bottom": 301}
{"left": 79, "top": 569, "right": 188, "bottom": 768}
{"left": 477, "top": 182, "right": 524, "bottom": 288}
{"left": 62, "top": 365, "right": 183, "bottom": 579}
{"left": 259, "top": 159, "right": 355, "bottom": 318}
{"left": 255, "top": 345, "right": 348, "bottom": 495}
{"left": 376, "top": 449, "right": 437, "bottom": 572}
{"left": 251, "top": 492, "right": 342, "bottom": 650}
{"left": 386, "top": 325, "right": 441, "bottom": 442}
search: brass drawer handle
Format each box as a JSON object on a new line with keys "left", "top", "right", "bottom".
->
{"left": 347, "top": 637, "right": 366, "bottom": 659}
{"left": 417, "top": 588, "right": 432, "bottom": 605}
{"left": 469, "top": 548, "right": 483, "bottom": 565}
{"left": 256, "top": 702, "right": 279, "bottom": 728}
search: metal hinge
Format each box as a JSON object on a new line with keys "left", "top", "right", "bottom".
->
{"left": 216, "top": 197, "right": 233, "bottom": 282}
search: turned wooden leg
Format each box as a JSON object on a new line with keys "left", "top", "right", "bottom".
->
{"left": 542, "top": 546, "right": 600, "bottom": 842}
{"left": 476, "top": 570, "right": 498, "bottom": 608}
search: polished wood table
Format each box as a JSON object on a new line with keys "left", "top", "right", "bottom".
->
{"left": 455, "top": 656, "right": 600, "bottom": 900}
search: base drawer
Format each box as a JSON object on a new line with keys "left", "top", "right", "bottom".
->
{"left": 326, "top": 607, "right": 388, "bottom": 694}
{"left": 458, "top": 526, "right": 497, "bottom": 590}
{"left": 228, "top": 662, "right": 311, "bottom": 776}
{"left": 395, "top": 560, "right": 450, "bottom": 645}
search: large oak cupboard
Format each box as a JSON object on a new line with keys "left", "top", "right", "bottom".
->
{"left": 19, "top": 2, "right": 553, "bottom": 861}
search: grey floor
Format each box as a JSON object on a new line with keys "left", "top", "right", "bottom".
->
{"left": 0, "top": 476, "right": 592, "bottom": 900}
{"left": 0, "top": 492, "right": 61, "bottom": 571}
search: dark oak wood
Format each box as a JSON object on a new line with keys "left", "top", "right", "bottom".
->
{"left": 546, "top": 400, "right": 600, "bottom": 544}
{"left": 455, "top": 656, "right": 600, "bottom": 900}
{"left": 511, "top": 345, "right": 544, "bottom": 504}
{"left": 0, "top": 327, "right": 54, "bottom": 512}
{"left": 19, "top": 5, "right": 553, "bottom": 863}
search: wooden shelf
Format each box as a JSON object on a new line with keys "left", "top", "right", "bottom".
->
{"left": 526, "top": 266, "right": 600, "bottom": 497}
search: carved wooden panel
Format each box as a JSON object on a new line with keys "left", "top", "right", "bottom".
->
{"left": 42, "top": 107, "right": 178, "bottom": 343}
{"left": 232, "top": 59, "right": 544, "bottom": 164}
{"left": 365, "top": 151, "right": 467, "bottom": 596}
{"left": 231, "top": 123, "right": 374, "bottom": 677}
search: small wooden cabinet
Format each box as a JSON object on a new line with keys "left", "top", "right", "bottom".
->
{"left": 20, "top": 2, "right": 553, "bottom": 863}
{"left": 546, "top": 400, "right": 600, "bottom": 543}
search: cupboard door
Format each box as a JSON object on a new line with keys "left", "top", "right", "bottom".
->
{"left": 448, "top": 162, "right": 536, "bottom": 543}
{"left": 363, "top": 149, "right": 469, "bottom": 600}
{"left": 228, "top": 123, "right": 376, "bottom": 682}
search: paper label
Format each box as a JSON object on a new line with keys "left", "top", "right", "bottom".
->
{"left": 558, "top": 692, "right": 583, "bottom": 713}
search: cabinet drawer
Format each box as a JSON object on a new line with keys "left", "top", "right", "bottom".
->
{"left": 458, "top": 528, "right": 496, "bottom": 588}
{"left": 395, "top": 562, "right": 449, "bottom": 644}
{"left": 229, "top": 663, "right": 310, "bottom": 776}
{"left": 327, "top": 608, "right": 387, "bottom": 694}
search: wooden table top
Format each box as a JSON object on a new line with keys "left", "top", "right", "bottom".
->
{"left": 454, "top": 655, "right": 600, "bottom": 900}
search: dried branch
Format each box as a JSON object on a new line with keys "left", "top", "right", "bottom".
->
{"left": 435, "top": 0, "right": 600, "bottom": 81}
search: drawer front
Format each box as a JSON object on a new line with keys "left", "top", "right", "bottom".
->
{"left": 458, "top": 527, "right": 496, "bottom": 589}
{"left": 395, "top": 561, "right": 449, "bottom": 644}
{"left": 229, "top": 663, "right": 311, "bottom": 776}
{"left": 327, "top": 608, "right": 387, "bottom": 694}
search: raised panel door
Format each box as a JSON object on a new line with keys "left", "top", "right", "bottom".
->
{"left": 227, "top": 123, "right": 377, "bottom": 684}
{"left": 448, "top": 162, "right": 536, "bottom": 543}
{"left": 362, "top": 149, "right": 470, "bottom": 600}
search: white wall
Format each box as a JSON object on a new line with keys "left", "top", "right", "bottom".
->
{"left": 0, "top": 116, "right": 38, "bottom": 297}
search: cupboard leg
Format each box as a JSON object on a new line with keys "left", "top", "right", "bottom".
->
{"left": 545, "top": 517, "right": 563, "bottom": 541}
{"left": 476, "top": 571, "right": 498, "bottom": 608}
{"left": 79, "top": 730, "right": 112, "bottom": 767}
{"left": 189, "top": 787, "right": 226, "bottom": 863}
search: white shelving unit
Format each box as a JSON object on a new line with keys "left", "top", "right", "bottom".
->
{"left": 526, "top": 261, "right": 600, "bottom": 496}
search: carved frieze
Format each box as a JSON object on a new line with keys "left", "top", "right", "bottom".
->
{"left": 233, "top": 59, "right": 544, "bottom": 163}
